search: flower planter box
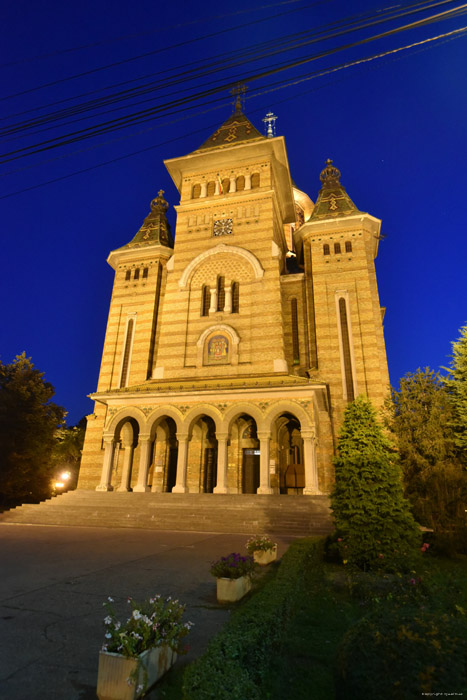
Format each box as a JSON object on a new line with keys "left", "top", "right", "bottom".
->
{"left": 253, "top": 545, "right": 277, "bottom": 566}
{"left": 97, "top": 646, "right": 177, "bottom": 700}
{"left": 216, "top": 575, "right": 252, "bottom": 603}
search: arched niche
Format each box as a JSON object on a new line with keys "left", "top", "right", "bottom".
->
{"left": 178, "top": 243, "right": 264, "bottom": 290}
{"left": 196, "top": 324, "right": 240, "bottom": 368}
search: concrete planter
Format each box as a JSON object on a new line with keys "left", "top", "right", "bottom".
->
{"left": 253, "top": 545, "right": 277, "bottom": 566}
{"left": 97, "top": 646, "right": 177, "bottom": 700}
{"left": 216, "top": 575, "right": 252, "bottom": 603}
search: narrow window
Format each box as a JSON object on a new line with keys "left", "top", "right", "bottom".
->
{"left": 207, "top": 181, "right": 215, "bottom": 196}
{"left": 201, "top": 285, "right": 210, "bottom": 316}
{"left": 222, "top": 178, "right": 230, "bottom": 194}
{"left": 251, "top": 173, "right": 260, "bottom": 188}
{"left": 232, "top": 282, "right": 239, "bottom": 313}
{"left": 192, "top": 183, "right": 201, "bottom": 199}
{"left": 120, "top": 319, "right": 134, "bottom": 388}
{"left": 291, "top": 298, "right": 300, "bottom": 364}
{"left": 334, "top": 242, "right": 341, "bottom": 255}
{"left": 236, "top": 175, "right": 245, "bottom": 191}
{"left": 125, "top": 270, "right": 131, "bottom": 280}
{"left": 345, "top": 241, "right": 352, "bottom": 253}
{"left": 339, "top": 298, "right": 355, "bottom": 401}
{"left": 142, "top": 267, "right": 148, "bottom": 279}
{"left": 323, "top": 244, "right": 330, "bottom": 255}
{"left": 217, "top": 276, "right": 225, "bottom": 312}
{"left": 134, "top": 268, "right": 140, "bottom": 280}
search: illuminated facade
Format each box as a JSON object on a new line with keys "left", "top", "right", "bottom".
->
{"left": 79, "top": 105, "right": 389, "bottom": 495}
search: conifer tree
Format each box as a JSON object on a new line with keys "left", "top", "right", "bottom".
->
{"left": 445, "top": 323, "right": 467, "bottom": 456}
{"left": 331, "top": 396, "right": 419, "bottom": 570}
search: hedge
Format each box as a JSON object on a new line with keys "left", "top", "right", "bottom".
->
{"left": 182, "top": 538, "right": 323, "bottom": 699}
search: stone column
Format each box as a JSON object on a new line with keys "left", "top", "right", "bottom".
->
{"left": 96, "top": 437, "right": 115, "bottom": 491}
{"left": 134, "top": 436, "right": 152, "bottom": 492}
{"left": 215, "top": 179, "right": 220, "bottom": 195}
{"left": 209, "top": 287, "right": 218, "bottom": 313}
{"left": 213, "top": 434, "right": 229, "bottom": 494}
{"left": 172, "top": 434, "right": 189, "bottom": 493}
{"left": 117, "top": 442, "right": 134, "bottom": 491}
{"left": 257, "top": 432, "right": 273, "bottom": 494}
{"left": 200, "top": 182, "right": 207, "bottom": 197}
{"left": 224, "top": 284, "right": 232, "bottom": 313}
{"left": 302, "top": 432, "right": 321, "bottom": 495}
{"left": 245, "top": 172, "right": 252, "bottom": 190}
{"left": 229, "top": 176, "right": 236, "bottom": 192}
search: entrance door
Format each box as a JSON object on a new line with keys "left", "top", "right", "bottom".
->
{"left": 166, "top": 447, "right": 178, "bottom": 492}
{"left": 203, "top": 447, "right": 218, "bottom": 493}
{"left": 242, "top": 449, "right": 260, "bottom": 494}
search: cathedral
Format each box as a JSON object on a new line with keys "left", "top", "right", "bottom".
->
{"left": 78, "top": 101, "right": 389, "bottom": 497}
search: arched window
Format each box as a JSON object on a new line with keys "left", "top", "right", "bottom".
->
{"left": 236, "top": 175, "right": 245, "bottom": 191}
{"left": 222, "top": 178, "right": 230, "bottom": 194}
{"left": 207, "top": 181, "right": 215, "bottom": 196}
{"left": 120, "top": 318, "right": 135, "bottom": 388}
{"left": 201, "top": 285, "right": 210, "bottom": 316}
{"left": 142, "top": 267, "right": 148, "bottom": 279}
{"left": 125, "top": 270, "right": 131, "bottom": 280}
{"left": 192, "top": 183, "right": 201, "bottom": 199}
{"left": 217, "top": 276, "right": 225, "bottom": 312}
{"left": 291, "top": 298, "right": 300, "bottom": 364}
{"left": 232, "top": 282, "right": 239, "bottom": 313}
{"left": 251, "top": 173, "right": 260, "bottom": 188}
{"left": 323, "top": 244, "right": 330, "bottom": 255}
{"left": 134, "top": 268, "right": 140, "bottom": 280}
{"left": 345, "top": 241, "right": 352, "bottom": 253}
{"left": 334, "top": 242, "right": 341, "bottom": 255}
{"left": 339, "top": 297, "right": 355, "bottom": 402}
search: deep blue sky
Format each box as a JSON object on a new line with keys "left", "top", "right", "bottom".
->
{"left": 1, "top": 0, "right": 466, "bottom": 425}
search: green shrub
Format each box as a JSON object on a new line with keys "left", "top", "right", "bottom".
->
{"left": 183, "top": 538, "right": 323, "bottom": 699}
{"left": 337, "top": 606, "right": 467, "bottom": 698}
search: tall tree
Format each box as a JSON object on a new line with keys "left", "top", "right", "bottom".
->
{"left": 331, "top": 396, "right": 419, "bottom": 571}
{"left": 0, "top": 353, "right": 66, "bottom": 506}
{"left": 50, "top": 418, "right": 86, "bottom": 489}
{"left": 386, "top": 368, "right": 466, "bottom": 545}
{"left": 445, "top": 323, "right": 467, "bottom": 456}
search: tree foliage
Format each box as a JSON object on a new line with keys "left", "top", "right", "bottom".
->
{"left": 445, "top": 322, "right": 467, "bottom": 455}
{"left": 331, "top": 396, "right": 419, "bottom": 571}
{"left": 50, "top": 418, "right": 85, "bottom": 489}
{"left": 386, "top": 368, "right": 466, "bottom": 548}
{"left": 0, "top": 353, "right": 66, "bottom": 505}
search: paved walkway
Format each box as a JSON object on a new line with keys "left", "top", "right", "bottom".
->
{"left": 0, "top": 524, "right": 292, "bottom": 699}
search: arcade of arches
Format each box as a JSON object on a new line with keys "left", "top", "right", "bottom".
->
{"left": 97, "top": 404, "right": 320, "bottom": 495}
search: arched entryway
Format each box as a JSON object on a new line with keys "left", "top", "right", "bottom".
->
{"left": 189, "top": 415, "right": 218, "bottom": 493}
{"left": 275, "top": 413, "right": 305, "bottom": 494}
{"left": 149, "top": 417, "right": 178, "bottom": 493}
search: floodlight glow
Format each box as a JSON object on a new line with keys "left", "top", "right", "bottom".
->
{"left": 60, "top": 471, "right": 71, "bottom": 481}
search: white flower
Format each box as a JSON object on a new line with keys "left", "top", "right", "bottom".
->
{"left": 132, "top": 610, "right": 142, "bottom": 620}
{"left": 115, "top": 622, "right": 121, "bottom": 631}
{"left": 105, "top": 632, "right": 112, "bottom": 639}
{"left": 104, "top": 616, "right": 112, "bottom": 625}
{"left": 107, "top": 596, "right": 114, "bottom": 602}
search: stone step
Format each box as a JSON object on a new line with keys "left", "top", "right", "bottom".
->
{"left": 0, "top": 490, "right": 333, "bottom": 536}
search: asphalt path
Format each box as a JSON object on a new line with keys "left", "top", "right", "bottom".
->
{"left": 0, "top": 524, "right": 292, "bottom": 699}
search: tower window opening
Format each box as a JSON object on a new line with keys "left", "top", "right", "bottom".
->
{"left": 217, "top": 276, "right": 225, "bottom": 312}
{"left": 334, "top": 242, "right": 341, "bottom": 255}
{"left": 339, "top": 297, "right": 355, "bottom": 402}
{"left": 125, "top": 270, "right": 131, "bottom": 280}
{"left": 251, "top": 173, "right": 260, "bottom": 189}
{"left": 207, "top": 181, "right": 215, "bottom": 196}
{"left": 134, "top": 268, "right": 140, "bottom": 280}
{"left": 291, "top": 298, "right": 300, "bottom": 364}
{"left": 222, "top": 178, "right": 230, "bottom": 194}
{"left": 201, "top": 285, "right": 210, "bottom": 316}
{"left": 236, "top": 175, "right": 245, "bottom": 191}
{"left": 192, "top": 183, "right": 201, "bottom": 199}
{"left": 232, "top": 282, "right": 239, "bottom": 313}
{"left": 142, "top": 267, "right": 148, "bottom": 279}
{"left": 120, "top": 318, "right": 134, "bottom": 388}
{"left": 323, "top": 244, "right": 330, "bottom": 255}
{"left": 345, "top": 241, "right": 352, "bottom": 253}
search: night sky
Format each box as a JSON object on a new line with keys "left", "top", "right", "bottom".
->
{"left": 2, "top": 0, "right": 466, "bottom": 425}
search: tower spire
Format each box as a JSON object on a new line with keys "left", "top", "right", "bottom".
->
{"left": 262, "top": 111, "right": 277, "bottom": 138}
{"left": 230, "top": 84, "right": 247, "bottom": 113}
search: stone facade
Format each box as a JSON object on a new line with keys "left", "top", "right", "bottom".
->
{"left": 79, "top": 110, "right": 389, "bottom": 496}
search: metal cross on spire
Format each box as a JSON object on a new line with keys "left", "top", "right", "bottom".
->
{"left": 262, "top": 111, "right": 278, "bottom": 138}
{"left": 230, "top": 84, "right": 247, "bottom": 113}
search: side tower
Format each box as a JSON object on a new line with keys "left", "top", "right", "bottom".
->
{"left": 295, "top": 159, "right": 389, "bottom": 425}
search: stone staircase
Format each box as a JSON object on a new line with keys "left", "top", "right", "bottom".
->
{"left": 0, "top": 490, "right": 333, "bottom": 536}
